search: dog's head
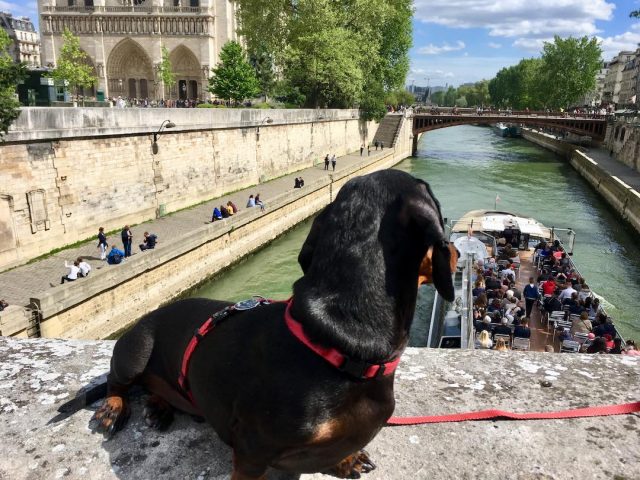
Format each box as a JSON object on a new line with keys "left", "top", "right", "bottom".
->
{"left": 297, "top": 170, "right": 456, "bottom": 302}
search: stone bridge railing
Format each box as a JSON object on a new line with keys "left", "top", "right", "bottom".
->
{"left": 0, "top": 337, "right": 638, "bottom": 479}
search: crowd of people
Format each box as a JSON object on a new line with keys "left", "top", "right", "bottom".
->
{"left": 472, "top": 237, "right": 638, "bottom": 355}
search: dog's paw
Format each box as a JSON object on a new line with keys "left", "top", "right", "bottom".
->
{"left": 89, "top": 396, "right": 130, "bottom": 440}
{"left": 143, "top": 395, "right": 174, "bottom": 431}
{"left": 325, "top": 450, "right": 376, "bottom": 479}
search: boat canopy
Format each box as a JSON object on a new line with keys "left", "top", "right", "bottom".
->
{"left": 451, "top": 210, "right": 550, "bottom": 240}
{"left": 453, "top": 235, "right": 489, "bottom": 262}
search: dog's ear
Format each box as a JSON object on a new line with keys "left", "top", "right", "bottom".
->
{"left": 419, "top": 243, "right": 458, "bottom": 301}
{"left": 298, "top": 205, "right": 331, "bottom": 274}
{"left": 402, "top": 181, "right": 456, "bottom": 301}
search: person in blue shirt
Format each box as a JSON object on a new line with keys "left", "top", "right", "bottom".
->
{"left": 246, "top": 194, "right": 256, "bottom": 208}
{"left": 523, "top": 277, "right": 540, "bottom": 317}
{"left": 139, "top": 232, "right": 158, "bottom": 251}
{"left": 212, "top": 207, "right": 223, "bottom": 221}
{"left": 107, "top": 245, "right": 125, "bottom": 265}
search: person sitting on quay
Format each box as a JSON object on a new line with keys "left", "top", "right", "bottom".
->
{"left": 246, "top": 194, "right": 256, "bottom": 208}
{"left": 0, "top": 299, "right": 8, "bottom": 311}
{"left": 77, "top": 257, "right": 92, "bottom": 278}
{"left": 212, "top": 207, "right": 223, "bottom": 221}
{"left": 140, "top": 232, "right": 158, "bottom": 251}
{"left": 294, "top": 177, "right": 305, "bottom": 188}
{"left": 228, "top": 201, "right": 238, "bottom": 214}
{"left": 107, "top": 245, "right": 125, "bottom": 265}
{"left": 61, "top": 260, "right": 80, "bottom": 284}
{"left": 255, "top": 193, "right": 265, "bottom": 212}
{"left": 220, "top": 204, "right": 230, "bottom": 219}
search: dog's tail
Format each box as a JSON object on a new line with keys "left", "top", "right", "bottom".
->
{"left": 48, "top": 382, "right": 107, "bottom": 424}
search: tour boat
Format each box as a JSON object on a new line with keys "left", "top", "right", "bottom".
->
{"left": 424, "top": 209, "right": 623, "bottom": 353}
{"left": 493, "top": 123, "right": 522, "bottom": 138}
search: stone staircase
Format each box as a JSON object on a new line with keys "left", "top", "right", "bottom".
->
{"left": 372, "top": 114, "right": 404, "bottom": 148}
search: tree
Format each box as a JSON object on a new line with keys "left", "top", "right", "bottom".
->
{"left": 209, "top": 41, "right": 259, "bottom": 104}
{"left": 49, "top": 28, "right": 97, "bottom": 103}
{"left": 249, "top": 45, "right": 276, "bottom": 102}
{"left": 235, "top": 0, "right": 412, "bottom": 119}
{"left": 537, "top": 36, "right": 602, "bottom": 109}
{"left": 157, "top": 46, "right": 175, "bottom": 100}
{"left": 0, "top": 29, "right": 26, "bottom": 138}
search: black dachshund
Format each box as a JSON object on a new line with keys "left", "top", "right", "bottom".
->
{"left": 58, "top": 169, "right": 456, "bottom": 480}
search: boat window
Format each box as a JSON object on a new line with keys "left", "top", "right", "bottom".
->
{"left": 614, "top": 126, "right": 620, "bottom": 140}
{"left": 620, "top": 128, "right": 626, "bottom": 142}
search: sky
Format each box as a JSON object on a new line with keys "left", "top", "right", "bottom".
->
{"left": 409, "top": 0, "right": 640, "bottom": 87}
{"left": 3, "top": 0, "right": 640, "bottom": 88}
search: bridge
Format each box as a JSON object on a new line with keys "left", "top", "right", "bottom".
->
{"left": 412, "top": 112, "right": 608, "bottom": 154}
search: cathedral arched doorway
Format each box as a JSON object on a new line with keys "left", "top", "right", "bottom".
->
{"left": 107, "top": 38, "right": 154, "bottom": 99}
{"left": 169, "top": 45, "right": 202, "bottom": 100}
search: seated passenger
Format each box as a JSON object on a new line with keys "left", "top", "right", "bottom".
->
{"left": 542, "top": 278, "right": 557, "bottom": 296}
{"left": 558, "top": 283, "right": 576, "bottom": 301}
{"left": 493, "top": 317, "right": 512, "bottom": 337}
{"left": 472, "top": 280, "right": 485, "bottom": 297}
{"left": 609, "top": 337, "right": 623, "bottom": 354}
{"left": 494, "top": 338, "right": 509, "bottom": 351}
{"left": 593, "top": 317, "right": 616, "bottom": 337}
{"left": 544, "top": 293, "right": 562, "bottom": 314}
{"left": 603, "top": 333, "right": 615, "bottom": 351}
{"left": 571, "top": 311, "right": 592, "bottom": 335}
{"left": 476, "top": 330, "right": 493, "bottom": 349}
{"left": 586, "top": 337, "right": 607, "bottom": 354}
{"left": 476, "top": 315, "right": 493, "bottom": 333}
{"left": 513, "top": 318, "right": 531, "bottom": 338}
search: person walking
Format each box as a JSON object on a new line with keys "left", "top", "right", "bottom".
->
{"left": 380, "top": 141, "right": 384, "bottom": 150}
{"left": 367, "top": 145, "right": 371, "bottom": 156}
{"left": 360, "top": 143, "right": 364, "bottom": 156}
{"left": 324, "top": 154, "right": 330, "bottom": 170}
{"left": 331, "top": 154, "right": 337, "bottom": 171}
{"left": 121, "top": 225, "right": 133, "bottom": 258}
{"left": 97, "top": 227, "right": 108, "bottom": 260}
{"left": 375, "top": 140, "right": 379, "bottom": 151}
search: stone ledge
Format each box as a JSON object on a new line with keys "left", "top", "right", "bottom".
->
{"left": 1, "top": 337, "right": 638, "bottom": 479}
{"left": 5, "top": 108, "right": 360, "bottom": 143}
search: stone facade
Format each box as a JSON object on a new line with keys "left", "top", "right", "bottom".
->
{"left": 0, "top": 12, "right": 41, "bottom": 67}
{"left": 605, "top": 118, "right": 640, "bottom": 172}
{"left": 0, "top": 108, "right": 371, "bottom": 271}
{"left": 38, "top": 0, "right": 238, "bottom": 100}
{"left": 602, "top": 51, "right": 634, "bottom": 105}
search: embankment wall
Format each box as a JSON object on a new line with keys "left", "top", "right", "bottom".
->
{"left": 24, "top": 116, "right": 413, "bottom": 339}
{"left": 0, "top": 108, "right": 375, "bottom": 271}
{"left": 522, "top": 128, "right": 640, "bottom": 234}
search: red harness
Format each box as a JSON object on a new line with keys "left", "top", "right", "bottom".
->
{"left": 178, "top": 298, "right": 402, "bottom": 405}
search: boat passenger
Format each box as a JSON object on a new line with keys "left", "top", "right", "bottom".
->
{"left": 493, "top": 317, "right": 512, "bottom": 337}
{"left": 609, "top": 338, "right": 623, "bottom": 354}
{"left": 624, "top": 340, "right": 640, "bottom": 356}
{"left": 571, "top": 311, "right": 592, "bottom": 336}
{"left": 476, "top": 330, "right": 493, "bottom": 349}
{"left": 495, "top": 338, "right": 509, "bottom": 352}
{"left": 586, "top": 337, "right": 607, "bottom": 354}
{"left": 593, "top": 317, "right": 616, "bottom": 338}
{"left": 513, "top": 318, "right": 531, "bottom": 339}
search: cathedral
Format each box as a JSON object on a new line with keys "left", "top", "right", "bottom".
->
{"left": 38, "top": 0, "right": 238, "bottom": 100}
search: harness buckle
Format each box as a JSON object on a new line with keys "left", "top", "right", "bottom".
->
{"left": 338, "top": 356, "right": 372, "bottom": 379}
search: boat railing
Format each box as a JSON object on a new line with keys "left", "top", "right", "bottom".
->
{"left": 460, "top": 253, "right": 476, "bottom": 349}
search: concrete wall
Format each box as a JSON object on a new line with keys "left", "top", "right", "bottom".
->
{"left": 523, "top": 128, "right": 640, "bottom": 234}
{"left": 30, "top": 147, "right": 408, "bottom": 340}
{"left": 604, "top": 118, "right": 640, "bottom": 172}
{"left": 0, "top": 108, "right": 374, "bottom": 271}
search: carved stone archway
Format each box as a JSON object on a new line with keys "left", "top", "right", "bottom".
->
{"left": 107, "top": 38, "right": 154, "bottom": 99}
{"left": 168, "top": 45, "right": 202, "bottom": 100}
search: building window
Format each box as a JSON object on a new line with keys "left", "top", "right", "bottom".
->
{"left": 620, "top": 129, "right": 626, "bottom": 142}
{"left": 67, "top": 0, "right": 75, "bottom": 6}
{"left": 85, "top": 0, "right": 94, "bottom": 6}
{"left": 190, "top": 0, "right": 199, "bottom": 6}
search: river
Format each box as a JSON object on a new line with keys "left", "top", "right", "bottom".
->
{"left": 189, "top": 125, "right": 640, "bottom": 341}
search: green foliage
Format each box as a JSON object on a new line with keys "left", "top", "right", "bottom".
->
{"left": 359, "top": 79, "right": 387, "bottom": 121}
{"left": 488, "top": 36, "right": 601, "bottom": 109}
{"left": 537, "top": 36, "right": 602, "bottom": 109}
{"left": 273, "top": 79, "right": 305, "bottom": 107}
{"left": 157, "top": 46, "right": 176, "bottom": 98}
{"left": 249, "top": 45, "right": 276, "bottom": 101}
{"left": 0, "top": 29, "right": 26, "bottom": 138}
{"left": 253, "top": 102, "right": 272, "bottom": 109}
{"left": 235, "top": 0, "right": 412, "bottom": 111}
{"left": 49, "top": 29, "right": 97, "bottom": 101}
{"left": 454, "top": 96, "right": 467, "bottom": 107}
{"left": 209, "top": 41, "right": 259, "bottom": 104}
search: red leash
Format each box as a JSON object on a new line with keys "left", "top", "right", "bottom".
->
{"left": 387, "top": 401, "right": 640, "bottom": 425}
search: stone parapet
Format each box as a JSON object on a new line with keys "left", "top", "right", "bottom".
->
{"left": 0, "top": 337, "right": 638, "bottom": 479}
{"left": 5, "top": 108, "right": 360, "bottom": 143}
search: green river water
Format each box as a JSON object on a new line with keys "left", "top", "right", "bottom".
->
{"left": 190, "top": 125, "right": 640, "bottom": 341}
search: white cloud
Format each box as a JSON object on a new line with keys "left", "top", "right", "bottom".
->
{"left": 413, "top": 0, "right": 615, "bottom": 56}
{"left": 408, "top": 55, "right": 520, "bottom": 86}
{"left": 488, "top": 42, "right": 502, "bottom": 49}
{"left": 0, "top": 0, "right": 39, "bottom": 29}
{"left": 597, "top": 24, "right": 640, "bottom": 61}
{"left": 418, "top": 40, "right": 466, "bottom": 55}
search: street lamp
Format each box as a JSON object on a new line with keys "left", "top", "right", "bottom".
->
{"left": 256, "top": 117, "right": 273, "bottom": 141}
{"left": 152, "top": 119, "right": 176, "bottom": 154}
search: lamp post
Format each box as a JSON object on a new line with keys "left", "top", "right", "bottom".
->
{"left": 256, "top": 117, "right": 273, "bottom": 141}
{"left": 152, "top": 119, "right": 176, "bottom": 154}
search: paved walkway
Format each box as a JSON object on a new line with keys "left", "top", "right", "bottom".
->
{"left": 584, "top": 147, "right": 640, "bottom": 191}
{"left": 0, "top": 149, "right": 387, "bottom": 307}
